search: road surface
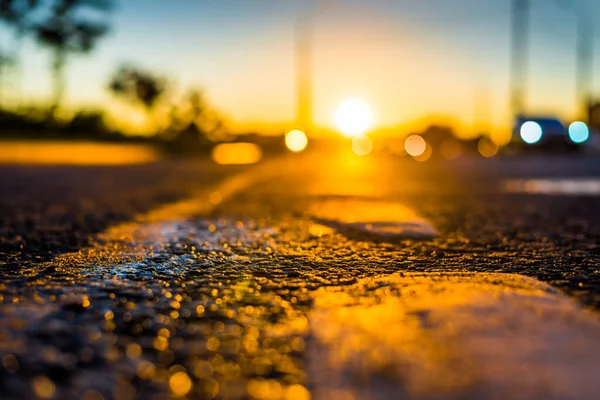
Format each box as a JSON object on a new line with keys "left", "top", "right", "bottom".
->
{"left": 1, "top": 151, "right": 600, "bottom": 399}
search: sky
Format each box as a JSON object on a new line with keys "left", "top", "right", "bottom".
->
{"left": 3, "top": 0, "right": 600, "bottom": 138}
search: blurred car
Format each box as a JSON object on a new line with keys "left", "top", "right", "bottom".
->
{"left": 511, "top": 116, "right": 590, "bottom": 152}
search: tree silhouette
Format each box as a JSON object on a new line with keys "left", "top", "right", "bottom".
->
{"left": 164, "top": 89, "right": 228, "bottom": 154}
{"left": 186, "top": 89, "right": 228, "bottom": 141}
{"left": 32, "top": 0, "right": 112, "bottom": 116}
{"left": 108, "top": 65, "right": 167, "bottom": 113}
{"left": 0, "top": 0, "right": 41, "bottom": 107}
{"left": 0, "top": 0, "right": 40, "bottom": 35}
{"left": 0, "top": 52, "right": 13, "bottom": 106}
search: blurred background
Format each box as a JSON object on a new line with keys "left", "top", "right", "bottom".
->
{"left": 1, "top": 0, "right": 599, "bottom": 164}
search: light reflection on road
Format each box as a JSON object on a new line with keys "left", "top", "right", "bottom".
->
{"left": 309, "top": 272, "right": 600, "bottom": 400}
{"left": 211, "top": 143, "right": 262, "bottom": 165}
{"left": 310, "top": 199, "right": 438, "bottom": 240}
{"left": 0, "top": 141, "right": 159, "bottom": 165}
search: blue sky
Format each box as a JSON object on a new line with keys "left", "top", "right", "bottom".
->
{"left": 2, "top": 0, "right": 599, "bottom": 134}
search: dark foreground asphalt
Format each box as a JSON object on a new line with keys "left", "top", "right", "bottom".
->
{"left": 0, "top": 161, "right": 242, "bottom": 263}
{"left": 1, "top": 152, "right": 600, "bottom": 399}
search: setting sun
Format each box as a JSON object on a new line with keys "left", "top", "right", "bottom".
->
{"left": 334, "top": 98, "right": 374, "bottom": 137}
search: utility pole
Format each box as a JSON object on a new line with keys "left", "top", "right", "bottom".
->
{"left": 576, "top": 10, "right": 593, "bottom": 121}
{"left": 295, "top": 14, "right": 313, "bottom": 132}
{"left": 549, "top": 0, "right": 595, "bottom": 121}
{"left": 510, "top": 0, "right": 530, "bottom": 119}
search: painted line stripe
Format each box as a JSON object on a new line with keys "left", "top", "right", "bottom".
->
{"left": 308, "top": 272, "right": 600, "bottom": 400}
{"left": 503, "top": 178, "right": 600, "bottom": 195}
{"left": 86, "top": 159, "right": 289, "bottom": 251}
{"left": 309, "top": 199, "right": 438, "bottom": 240}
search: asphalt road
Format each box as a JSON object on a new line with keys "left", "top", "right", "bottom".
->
{"left": 1, "top": 151, "right": 600, "bottom": 399}
{"left": 0, "top": 160, "right": 243, "bottom": 263}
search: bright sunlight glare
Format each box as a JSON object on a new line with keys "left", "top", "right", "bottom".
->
{"left": 334, "top": 98, "right": 374, "bottom": 137}
{"left": 285, "top": 130, "right": 308, "bottom": 152}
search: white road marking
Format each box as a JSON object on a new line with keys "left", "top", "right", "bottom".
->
{"left": 309, "top": 199, "right": 438, "bottom": 239}
{"left": 503, "top": 178, "right": 600, "bottom": 195}
{"left": 92, "top": 160, "right": 286, "bottom": 246}
{"left": 308, "top": 272, "right": 600, "bottom": 400}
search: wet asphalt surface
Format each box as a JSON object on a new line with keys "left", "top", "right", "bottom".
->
{"left": 1, "top": 152, "right": 600, "bottom": 399}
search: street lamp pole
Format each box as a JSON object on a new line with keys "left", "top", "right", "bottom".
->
{"left": 511, "top": 0, "right": 530, "bottom": 120}
{"left": 550, "top": 0, "right": 594, "bottom": 121}
{"left": 295, "top": 13, "right": 314, "bottom": 132}
{"left": 575, "top": 10, "right": 593, "bottom": 121}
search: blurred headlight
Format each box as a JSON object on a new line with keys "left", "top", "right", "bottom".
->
{"left": 520, "top": 121, "right": 543, "bottom": 144}
{"left": 568, "top": 121, "right": 589, "bottom": 144}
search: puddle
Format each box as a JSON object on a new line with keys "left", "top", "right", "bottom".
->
{"left": 309, "top": 199, "right": 438, "bottom": 240}
{"left": 503, "top": 179, "right": 600, "bottom": 195}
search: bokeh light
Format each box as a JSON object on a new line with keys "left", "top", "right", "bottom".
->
{"left": 568, "top": 121, "right": 589, "bottom": 144}
{"left": 335, "top": 98, "right": 374, "bottom": 137}
{"left": 404, "top": 135, "right": 426, "bottom": 157}
{"left": 212, "top": 143, "right": 262, "bottom": 165}
{"left": 520, "top": 121, "right": 543, "bottom": 144}
{"left": 352, "top": 135, "right": 373, "bottom": 156}
{"left": 478, "top": 137, "right": 499, "bottom": 158}
{"left": 285, "top": 129, "right": 308, "bottom": 152}
{"left": 492, "top": 130, "right": 512, "bottom": 147}
{"left": 32, "top": 376, "right": 55, "bottom": 399}
{"left": 414, "top": 143, "right": 432, "bottom": 162}
{"left": 169, "top": 371, "right": 193, "bottom": 396}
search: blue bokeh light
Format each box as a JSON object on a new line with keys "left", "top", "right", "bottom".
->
{"left": 568, "top": 121, "right": 589, "bottom": 144}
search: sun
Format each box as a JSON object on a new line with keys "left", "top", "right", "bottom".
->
{"left": 334, "top": 98, "right": 374, "bottom": 137}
